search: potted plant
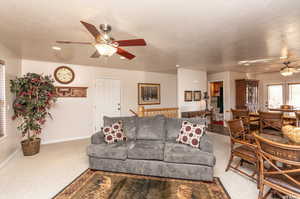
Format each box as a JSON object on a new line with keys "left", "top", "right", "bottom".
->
{"left": 10, "top": 73, "right": 57, "bottom": 156}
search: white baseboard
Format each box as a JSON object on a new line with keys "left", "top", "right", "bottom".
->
{"left": 0, "top": 149, "right": 19, "bottom": 170}
{"left": 41, "top": 136, "right": 91, "bottom": 145}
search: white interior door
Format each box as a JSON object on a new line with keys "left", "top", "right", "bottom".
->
{"left": 94, "top": 78, "right": 121, "bottom": 132}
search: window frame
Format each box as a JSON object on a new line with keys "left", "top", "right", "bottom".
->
{"left": 0, "top": 61, "right": 6, "bottom": 141}
{"left": 287, "top": 82, "right": 300, "bottom": 108}
{"left": 266, "top": 83, "right": 284, "bottom": 109}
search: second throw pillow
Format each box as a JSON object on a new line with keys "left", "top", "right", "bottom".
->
{"left": 176, "top": 120, "right": 205, "bottom": 148}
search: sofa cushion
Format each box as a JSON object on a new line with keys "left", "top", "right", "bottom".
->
{"left": 128, "top": 140, "right": 164, "bottom": 160}
{"left": 136, "top": 115, "right": 166, "bottom": 140}
{"left": 87, "top": 143, "right": 127, "bottom": 160}
{"left": 164, "top": 142, "right": 215, "bottom": 166}
{"left": 166, "top": 117, "right": 207, "bottom": 141}
{"left": 103, "top": 116, "right": 137, "bottom": 140}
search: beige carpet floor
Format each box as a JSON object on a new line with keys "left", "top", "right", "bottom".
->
{"left": 0, "top": 132, "right": 259, "bottom": 199}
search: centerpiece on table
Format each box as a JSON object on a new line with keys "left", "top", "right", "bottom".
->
{"left": 10, "top": 73, "right": 57, "bottom": 156}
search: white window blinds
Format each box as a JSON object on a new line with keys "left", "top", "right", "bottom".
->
{"left": 0, "top": 62, "right": 5, "bottom": 138}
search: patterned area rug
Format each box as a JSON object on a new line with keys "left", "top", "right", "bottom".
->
{"left": 53, "top": 169, "right": 231, "bottom": 199}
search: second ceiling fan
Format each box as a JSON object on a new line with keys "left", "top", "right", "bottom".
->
{"left": 56, "top": 21, "right": 146, "bottom": 60}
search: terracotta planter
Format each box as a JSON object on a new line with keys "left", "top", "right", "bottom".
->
{"left": 21, "top": 138, "right": 41, "bottom": 156}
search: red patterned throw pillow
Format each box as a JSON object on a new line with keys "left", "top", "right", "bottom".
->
{"left": 102, "top": 121, "right": 127, "bottom": 144}
{"left": 176, "top": 121, "right": 205, "bottom": 148}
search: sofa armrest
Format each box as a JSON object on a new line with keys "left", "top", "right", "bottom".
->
{"left": 91, "top": 131, "right": 105, "bottom": 144}
{"left": 200, "top": 134, "right": 213, "bottom": 153}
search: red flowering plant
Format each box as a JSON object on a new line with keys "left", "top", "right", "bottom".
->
{"left": 10, "top": 73, "right": 57, "bottom": 141}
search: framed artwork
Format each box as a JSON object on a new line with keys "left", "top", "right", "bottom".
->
{"left": 184, "top": 91, "right": 193, "bottom": 102}
{"left": 193, "top": 91, "right": 201, "bottom": 101}
{"left": 138, "top": 83, "right": 161, "bottom": 105}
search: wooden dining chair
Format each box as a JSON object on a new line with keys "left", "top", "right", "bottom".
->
{"left": 296, "top": 111, "right": 300, "bottom": 127}
{"left": 280, "top": 105, "right": 294, "bottom": 110}
{"left": 259, "top": 111, "right": 283, "bottom": 136}
{"left": 254, "top": 133, "right": 300, "bottom": 199}
{"left": 231, "top": 109, "right": 250, "bottom": 128}
{"left": 226, "top": 119, "right": 258, "bottom": 181}
{"left": 231, "top": 109, "right": 260, "bottom": 131}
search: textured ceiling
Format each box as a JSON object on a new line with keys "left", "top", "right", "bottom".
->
{"left": 1, "top": 0, "right": 300, "bottom": 74}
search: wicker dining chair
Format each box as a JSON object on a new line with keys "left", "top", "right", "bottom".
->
{"left": 254, "top": 133, "right": 300, "bottom": 199}
{"left": 226, "top": 119, "right": 258, "bottom": 181}
{"left": 259, "top": 111, "right": 283, "bottom": 136}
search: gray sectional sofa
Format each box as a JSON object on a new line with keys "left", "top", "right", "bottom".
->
{"left": 87, "top": 115, "right": 216, "bottom": 182}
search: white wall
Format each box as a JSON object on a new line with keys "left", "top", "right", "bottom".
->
{"left": 207, "top": 71, "right": 247, "bottom": 121}
{"left": 0, "top": 44, "right": 22, "bottom": 165}
{"left": 22, "top": 59, "right": 177, "bottom": 144}
{"left": 177, "top": 68, "right": 207, "bottom": 113}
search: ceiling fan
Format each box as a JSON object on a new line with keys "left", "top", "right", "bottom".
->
{"left": 280, "top": 61, "right": 300, "bottom": 76}
{"left": 237, "top": 45, "right": 300, "bottom": 76}
{"left": 238, "top": 47, "right": 297, "bottom": 66}
{"left": 56, "top": 21, "right": 146, "bottom": 60}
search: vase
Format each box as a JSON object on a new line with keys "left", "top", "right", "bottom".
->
{"left": 21, "top": 138, "right": 41, "bottom": 156}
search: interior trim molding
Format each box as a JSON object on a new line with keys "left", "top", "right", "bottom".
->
{"left": 0, "top": 149, "right": 19, "bottom": 170}
{"left": 41, "top": 136, "right": 91, "bottom": 145}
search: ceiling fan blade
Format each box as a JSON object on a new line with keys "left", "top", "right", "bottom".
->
{"left": 116, "top": 48, "right": 135, "bottom": 60}
{"left": 80, "top": 21, "right": 101, "bottom": 39}
{"left": 90, "top": 50, "right": 101, "bottom": 58}
{"left": 56, "top": 41, "right": 92, "bottom": 45}
{"left": 115, "top": 39, "right": 146, "bottom": 46}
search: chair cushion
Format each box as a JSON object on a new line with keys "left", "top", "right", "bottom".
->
{"left": 166, "top": 117, "right": 207, "bottom": 141}
{"left": 87, "top": 143, "right": 127, "bottom": 160}
{"left": 233, "top": 145, "right": 256, "bottom": 162}
{"left": 266, "top": 173, "right": 300, "bottom": 195}
{"left": 136, "top": 115, "right": 165, "bottom": 140}
{"left": 127, "top": 140, "right": 164, "bottom": 160}
{"left": 164, "top": 142, "right": 215, "bottom": 166}
{"left": 103, "top": 116, "right": 137, "bottom": 140}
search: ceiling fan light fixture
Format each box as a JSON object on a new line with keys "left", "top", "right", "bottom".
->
{"left": 280, "top": 67, "right": 294, "bottom": 76}
{"left": 94, "top": 43, "right": 117, "bottom": 56}
{"left": 52, "top": 46, "right": 61, "bottom": 51}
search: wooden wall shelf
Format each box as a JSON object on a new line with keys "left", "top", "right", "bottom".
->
{"left": 55, "top": 87, "right": 88, "bottom": 98}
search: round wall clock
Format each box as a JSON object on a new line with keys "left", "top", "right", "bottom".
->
{"left": 54, "top": 66, "right": 75, "bottom": 84}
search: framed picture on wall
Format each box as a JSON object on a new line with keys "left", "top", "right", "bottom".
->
{"left": 193, "top": 91, "right": 201, "bottom": 101}
{"left": 184, "top": 91, "right": 193, "bottom": 102}
{"left": 138, "top": 83, "right": 161, "bottom": 105}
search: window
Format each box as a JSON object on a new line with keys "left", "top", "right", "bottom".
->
{"left": 267, "top": 84, "right": 283, "bottom": 108}
{"left": 289, "top": 83, "right": 300, "bottom": 109}
{"left": 0, "top": 62, "right": 5, "bottom": 138}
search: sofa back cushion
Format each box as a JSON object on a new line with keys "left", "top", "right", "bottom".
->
{"left": 136, "top": 115, "right": 166, "bottom": 140}
{"left": 103, "top": 116, "right": 137, "bottom": 140}
{"left": 166, "top": 117, "right": 207, "bottom": 141}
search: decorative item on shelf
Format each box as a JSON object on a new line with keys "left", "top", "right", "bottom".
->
{"left": 193, "top": 91, "right": 201, "bottom": 101}
{"left": 10, "top": 73, "right": 57, "bottom": 156}
{"left": 55, "top": 87, "right": 88, "bottom": 98}
{"left": 203, "top": 91, "right": 209, "bottom": 111}
{"left": 138, "top": 83, "right": 160, "bottom": 105}
{"left": 54, "top": 66, "right": 75, "bottom": 84}
{"left": 184, "top": 91, "right": 193, "bottom": 102}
